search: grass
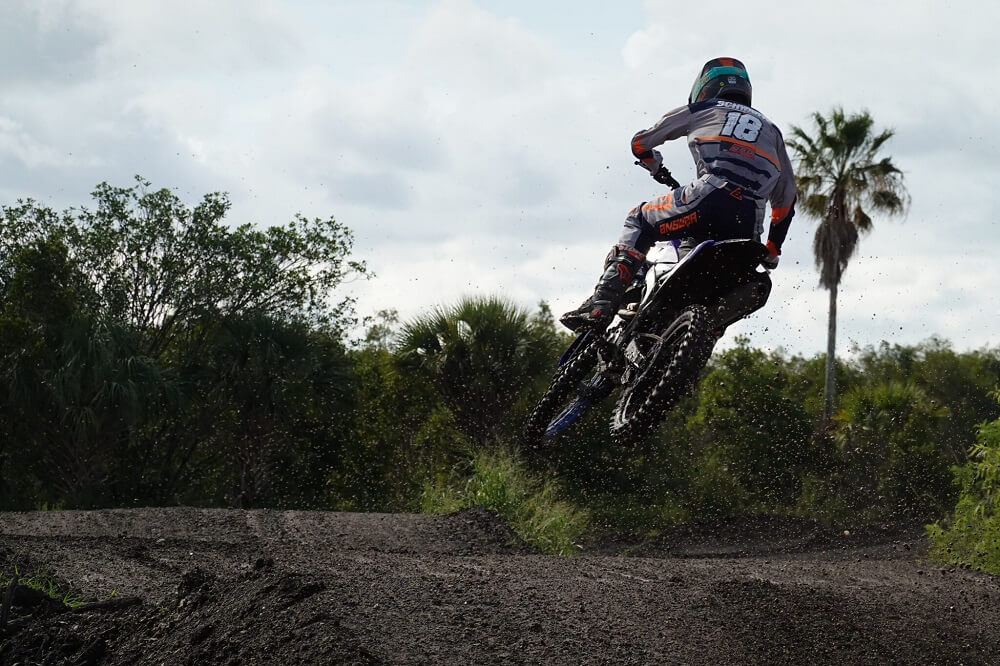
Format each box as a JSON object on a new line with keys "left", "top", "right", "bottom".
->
{"left": 421, "top": 447, "right": 590, "bottom": 556}
{"left": 1, "top": 565, "right": 86, "bottom": 608}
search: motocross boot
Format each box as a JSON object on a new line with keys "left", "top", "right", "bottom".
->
{"left": 560, "top": 245, "right": 645, "bottom": 332}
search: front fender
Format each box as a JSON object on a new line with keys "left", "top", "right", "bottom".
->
{"left": 558, "top": 329, "right": 595, "bottom": 366}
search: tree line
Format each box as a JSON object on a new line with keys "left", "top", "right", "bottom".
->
{"left": 1, "top": 178, "right": 997, "bottom": 525}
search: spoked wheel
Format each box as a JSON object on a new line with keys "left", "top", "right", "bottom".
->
{"left": 522, "top": 333, "right": 604, "bottom": 448}
{"left": 542, "top": 372, "right": 614, "bottom": 438}
{"left": 610, "top": 304, "right": 715, "bottom": 443}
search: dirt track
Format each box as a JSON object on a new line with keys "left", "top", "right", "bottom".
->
{"left": 1, "top": 508, "right": 998, "bottom": 665}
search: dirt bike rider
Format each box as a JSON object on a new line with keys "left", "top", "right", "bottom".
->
{"left": 561, "top": 57, "right": 797, "bottom": 332}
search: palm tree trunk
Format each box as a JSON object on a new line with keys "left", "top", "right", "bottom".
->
{"left": 823, "top": 281, "right": 838, "bottom": 422}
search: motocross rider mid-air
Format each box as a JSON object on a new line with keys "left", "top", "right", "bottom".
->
{"left": 560, "top": 57, "right": 798, "bottom": 332}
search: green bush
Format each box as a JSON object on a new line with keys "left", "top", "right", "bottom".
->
{"left": 683, "top": 342, "right": 813, "bottom": 512}
{"left": 333, "top": 344, "right": 448, "bottom": 512}
{"left": 397, "top": 297, "right": 563, "bottom": 444}
{"left": 831, "top": 381, "right": 952, "bottom": 519}
{"left": 581, "top": 491, "right": 688, "bottom": 535}
{"left": 0, "top": 178, "right": 367, "bottom": 510}
{"left": 928, "top": 391, "right": 1000, "bottom": 573}
{"left": 855, "top": 339, "right": 1000, "bottom": 467}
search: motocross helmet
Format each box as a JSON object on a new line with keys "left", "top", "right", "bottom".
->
{"left": 689, "top": 57, "right": 752, "bottom": 106}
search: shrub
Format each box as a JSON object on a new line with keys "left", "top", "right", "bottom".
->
{"left": 683, "top": 342, "right": 813, "bottom": 512}
{"left": 928, "top": 391, "right": 1000, "bottom": 573}
{"left": 832, "top": 381, "right": 952, "bottom": 519}
{"left": 397, "top": 297, "right": 563, "bottom": 443}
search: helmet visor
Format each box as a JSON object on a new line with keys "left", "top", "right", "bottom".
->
{"left": 690, "top": 65, "right": 750, "bottom": 103}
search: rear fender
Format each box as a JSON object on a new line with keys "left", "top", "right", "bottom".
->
{"left": 639, "top": 239, "right": 768, "bottom": 324}
{"left": 707, "top": 272, "right": 772, "bottom": 329}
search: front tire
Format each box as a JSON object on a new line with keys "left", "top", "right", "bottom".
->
{"left": 522, "top": 335, "right": 600, "bottom": 448}
{"left": 610, "top": 304, "right": 715, "bottom": 443}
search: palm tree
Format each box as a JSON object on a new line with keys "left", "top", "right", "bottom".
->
{"left": 787, "top": 108, "right": 909, "bottom": 422}
{"left": 398, "top": 296, "right": 562, "bottom": 443}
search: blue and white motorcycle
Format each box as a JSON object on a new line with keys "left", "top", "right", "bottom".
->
{"left": 524, "top": 234, "right": 773, "bottom": 445}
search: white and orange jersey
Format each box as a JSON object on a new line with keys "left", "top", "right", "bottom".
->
{"left": 631, "top": 98, "right": 797, "bottom": 251}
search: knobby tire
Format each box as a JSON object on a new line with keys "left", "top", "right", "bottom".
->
{"left": 522, "top": 336, "right": 600, "bottom": 448}
{"left": 610, "top": 304, "right": 715, "bottom": 443}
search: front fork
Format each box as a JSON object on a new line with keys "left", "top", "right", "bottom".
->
{"left": 593, "top": 321, "right": 644, "bottom": 392}
{"left": 562, "top": 327, "right": 621, "bottom": 405}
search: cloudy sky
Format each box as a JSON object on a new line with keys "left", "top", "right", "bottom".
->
{"left": 1, "top": 0, "right": 995, "bottom": 356}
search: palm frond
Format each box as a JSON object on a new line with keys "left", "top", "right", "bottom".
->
{"left": 802, "top": 193, "right": 829, "bottom": 219}
{"left": 871, "top": 189, "right": 907, "bottom": 213}
{"left": 852, "top": 206, "right": 873, "bottom": 234}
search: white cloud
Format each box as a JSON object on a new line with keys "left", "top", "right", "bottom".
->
{"left": 82, "top": 0, "right": 301, "bottom": 76}
{"left": 0, "top": 116, "right": 87, "bottom": 169}
{"left": 407, "top": 0, "right": 559, "bottom": 94}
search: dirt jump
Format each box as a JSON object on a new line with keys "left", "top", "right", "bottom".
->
{"left": 1, "top": 507, "right": 997, "bottom": 665}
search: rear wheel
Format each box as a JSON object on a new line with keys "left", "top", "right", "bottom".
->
{"left": 610, "top": 304, "right": 715, "bottom": 443}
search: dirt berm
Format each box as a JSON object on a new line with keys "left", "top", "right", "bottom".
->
{"left": 1, "top": 507, "right": 997, "bottom": 665}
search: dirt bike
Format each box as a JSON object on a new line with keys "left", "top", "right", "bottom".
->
{"left": 524, "top": 217, "right": 773, "bottom": 447}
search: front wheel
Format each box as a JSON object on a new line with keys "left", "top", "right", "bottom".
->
{"left": 522, "top": 334, "right": 601, "bottom": 448}
{"left": 610, "top": 304, "right": 715, "bottom": 443}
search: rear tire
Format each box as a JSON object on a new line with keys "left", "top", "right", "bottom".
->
{"left": 610, "top": 304, "right": 715, "bottom": 443}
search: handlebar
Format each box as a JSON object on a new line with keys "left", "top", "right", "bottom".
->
{"left": 652, "top": 167, "right": 681, "bottom": 188}
{"left": 634, "top": 160, "right": 681, "bottom": 188}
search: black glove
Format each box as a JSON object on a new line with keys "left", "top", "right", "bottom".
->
{"left": 652, "top": 166, "right": 680, "bottom": 188}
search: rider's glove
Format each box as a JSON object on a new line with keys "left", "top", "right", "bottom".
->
{"left": 762, "top": 241, "right": 780, "bottom": 270}
{"left": 651, "top": 166, "right": 680, "bottom": 188}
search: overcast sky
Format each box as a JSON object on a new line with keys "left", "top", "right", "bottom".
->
{"left": 1, "top": 0, "right": 995, "bottom": 357}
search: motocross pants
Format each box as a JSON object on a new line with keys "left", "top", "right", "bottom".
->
{"left": 618, "top": 173, "right": 761, "bottom": 255}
